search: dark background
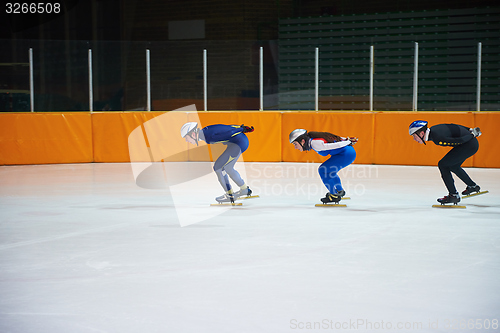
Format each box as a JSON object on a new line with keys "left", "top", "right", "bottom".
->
{"left": 2, "top": 0, "right": 498, "bottom": 41}
{"left": 1, "top": 0, "right": 498, "bottom": 111}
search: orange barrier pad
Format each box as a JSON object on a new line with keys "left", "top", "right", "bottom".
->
{"left": 282, "top": 111, "right": 500, "bottom": 168}
{"left": 0, "top": 113, "right": 92, "bottom": 165}
{"left": 373, "top": 112, "right": 475, "bottom": 167}
{"left": 282, "top": 112, "right": 374, "bottom": 164}
{"left": 92, "top": 112, "right": 189, "bottom": 163}
{"left": 188, "top": 112, "right": 281, "bottom": 162}
{"left": 474, "top": 112, "right": 499, "bottom": 168}
{"left": 1, "top": 111, "right": 499, "bottom": 167}
{"left": 92, "top": 111, "right": 281, "bottom": 163}
{"left": 374, "top": 111, "right": 499, "bottom": 168}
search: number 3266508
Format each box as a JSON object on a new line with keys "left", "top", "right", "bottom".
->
{"left": 6, "top": 3, "right": 61, "bottom": 14}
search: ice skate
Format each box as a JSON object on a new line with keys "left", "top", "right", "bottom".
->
{"left": 320, "top": 192, "right": 342, "bottom": 204}
{"left": 212, "top": 193, "right": 242, "bottom": 206}
{"left": 437, "top": 193, "right": 460, "bottom": 205}
{"left": 433, "top": 193, "right": 466, "bottom": 208}
{"left": 316, "top": 192, "right": 346, "bottom": 207}
{"left": 461, "top": 185, "right": 485, "bottom": 198}
{"left": 233, "top": 186, "right": 252, "bottom": 199}
{"left": 335, "top": 190, "right": 346, "bottom": 197}
{"left": 215, "top": 192, "right": 235, "bottom": 203}
{"left": 462, "top": 185, "right": 480, "bottom": 196}
{"left": 334, "top": 189, "right": 351, "bottom": 200}
{"left": 233, "top": 187, "right": 260, "bottom": 201}
{"left": 462, "top": 186, "right": 489, "bottom": 199}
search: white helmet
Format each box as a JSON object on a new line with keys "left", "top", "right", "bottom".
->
{"left": 181, "top": 122, "right": 198, "bottom": 138}
{"left": 289, "top": 129, "right": 307, "bottom": 143}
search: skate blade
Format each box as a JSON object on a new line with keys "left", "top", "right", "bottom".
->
{"left": 315, "top": 203, "right": 347, "bottom": 207}
{"left": 462, "top": 190, "right": 489, "bottom": 199}
{"left": 432, "top": 204, "right": 466, "bottom": 209}
{"left": 237, "top": 195, "right": 260, "bottom": 200}
{"left": 210, "top": 202, "right": 243, "bottom": 206}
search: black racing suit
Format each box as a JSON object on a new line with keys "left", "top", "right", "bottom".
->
{"left": 428, "top": 124, "right": 478, "bottom": 195}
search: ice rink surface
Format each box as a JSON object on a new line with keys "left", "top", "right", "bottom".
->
{"left": 0, "top": 162, "right": 499, "bottom": 333}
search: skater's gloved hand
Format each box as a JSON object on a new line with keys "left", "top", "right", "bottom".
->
{"left": 470, "top": 127, "right": 481, "bottom": 137}
{"left": 241, "top": 124, "right": 254, "bottom": 133}
{"left": 347, "top": 137, "right": 359, "bottom": 145}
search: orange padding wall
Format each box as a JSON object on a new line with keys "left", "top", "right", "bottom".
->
{"left": 0, "top": 113, "right": 93, "bottom": 165}
{"left": 0, "top": 111, "right": 499, "bottom": 167}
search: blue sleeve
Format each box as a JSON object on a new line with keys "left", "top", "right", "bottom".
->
{"left": 202, "top": 125, "right": 243, "bottom": 144}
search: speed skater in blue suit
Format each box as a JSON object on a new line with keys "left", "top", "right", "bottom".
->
{"left": 181, "top": 122, "right": 254, "bottom": 203}
{"left": 289, "top": 129, "right": 358, "bottom": 204}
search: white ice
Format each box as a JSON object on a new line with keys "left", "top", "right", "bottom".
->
{"left": 0, "top": 162, "right": 499, "bottom": 333}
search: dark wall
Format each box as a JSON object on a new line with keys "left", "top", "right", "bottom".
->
{"left": 3, "top": 0, "right": 498, "bottom": 42}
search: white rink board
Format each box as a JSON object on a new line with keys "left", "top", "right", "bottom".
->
{"left": 0, "top": 162, "right": 499, "bottom": 333}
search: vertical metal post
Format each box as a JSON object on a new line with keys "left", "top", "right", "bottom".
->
{"left": 259, "top": 46, "right": 263, "bottom": 111}
{"left": 315, "top": 47, "right": 319, "bottom": 111}
{"left": 370, "top": 45, "right": 374, "bottom": 111}
{"left": 412, "top": 42, "right": 419, "bottom": 111}
{"left": 88, "top": 49, "right": 93, "bottom": 113}
{"left": 476, "top": 42, "right": 482, "bottom": 111}
{"left": 146, "top": 49, "right": 151, "bottom": 111}
{"left": 203, "top": 49, "right": 207, "bottom": 111}
{"left": 29, "top": 48, "right": 34, "bottom": 112}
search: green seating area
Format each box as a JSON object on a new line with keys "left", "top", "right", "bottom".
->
{"left": 278, "top": 7, "right": 500, "bottom": 110}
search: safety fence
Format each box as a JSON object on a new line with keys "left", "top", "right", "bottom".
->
{"left": 0, "top": 111, "right": 498, "bottom": 167}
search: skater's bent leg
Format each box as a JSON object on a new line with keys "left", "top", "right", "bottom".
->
{"left": 438, "top": 161, "right": 457, "bottom": 194}
{"left": 213, "top": 144, "right": 244, "bottom": 192}
{"left": 439, "top": 139, "right": 479, "bottom": 192}
{"left": 223, "top": 158, "right": 245, "bottom": 187}
{"left": 319, "top": 162, "right": 342, "bottom": 193}
{"left": 449, "top": 139, "right": 478, "bottom": 186}
{"left": 318, "top": 147, "right": 356, "bottom": 193}
{"left": 450, "top": 164, "right": 476, "bottom": 187}
{"left": 214, "top": 169, "right": 232, "bottom": 192}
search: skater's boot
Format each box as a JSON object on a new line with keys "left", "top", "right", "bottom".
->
{"left": 462, "top": 184, "right": 480, "bottom": 196}
{"left": 215, "top": 192, "right": 235, "bottom": 203}
{"left": 233, "top": 186, "right": 252, "bottom": 199}
{"left": 437, "top": 193, "right": 460, "bottom": 205}
{"left": 334, "top": 190, "right": 346, "bottom": 198}
{"left": 321, "top": 192, "right": 341, "bottom": 204}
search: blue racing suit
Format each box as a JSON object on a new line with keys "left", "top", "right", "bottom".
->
{"left": 310, "top": 138, "right": 356, "bottom": 193}
{"left": 199, "top": 124, "right": 249, "bottom": 192}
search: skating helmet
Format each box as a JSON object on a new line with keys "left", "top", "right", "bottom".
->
{"left": 289, "top": 129, "right": 307, "bottom": 143}
{"left": 409, "top": 120, "right": 428, "bottom": 135}
{"left": 181, "top": 122, "right": 198, "bottom": 138}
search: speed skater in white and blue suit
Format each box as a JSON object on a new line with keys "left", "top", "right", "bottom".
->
{"left": 289, "top": 129, "right": 358, "bottom": 204}
{"left": 181, "top": 122, "right": 254, "bottom": 203}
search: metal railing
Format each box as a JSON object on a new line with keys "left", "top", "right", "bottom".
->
{"left": 2, "top": 39, "right": 497, "bottom": 112}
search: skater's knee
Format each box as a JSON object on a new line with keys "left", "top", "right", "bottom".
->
{"left": 438, "top": 159, "right": 450, "bottom": 169}
{"left": 214, "top": 167, "right": 224, "bottom": 177}
{"left": 319, "top": 164, "right": 339, "bottom": 175}
{"left": 449, "top": 165, "right": 464, "bottom": 174}
{"left": 318, "top": 165, "right": 328, "bottom": 178}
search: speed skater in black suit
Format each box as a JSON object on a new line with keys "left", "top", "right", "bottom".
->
{"left": 409, "top": 120, "right": 482, "bottom": 205}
